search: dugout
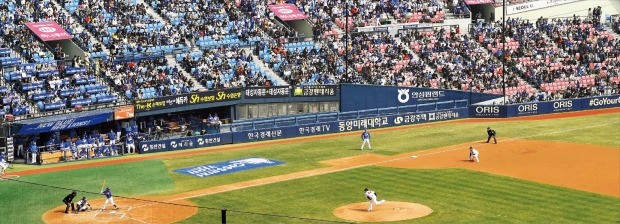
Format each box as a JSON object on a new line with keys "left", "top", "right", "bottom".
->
{"left": 6, "top": 108, "right": 137, "bottom": 165}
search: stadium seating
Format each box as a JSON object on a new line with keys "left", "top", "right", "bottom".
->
{"left": 0, "top": 0, "right": 618, "bottom": 117}
{"left": 176, "top": 45, "right": 277, "bottom": 89}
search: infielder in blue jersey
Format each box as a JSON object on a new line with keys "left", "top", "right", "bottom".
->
{"left": 361, "top": 129, "right": 371, "bottom": 150}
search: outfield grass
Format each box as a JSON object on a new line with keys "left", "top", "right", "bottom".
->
{"left": 183, "top": 167, "right": 620, "bottom": 224}
{"left": 1, "top": 112, "right": 618, "bottom": 223}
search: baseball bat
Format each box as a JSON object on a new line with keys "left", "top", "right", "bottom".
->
{"left": 101, "top": 180, "right": 106, "bottom": 192}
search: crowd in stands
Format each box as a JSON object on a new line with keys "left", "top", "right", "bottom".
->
{"left": 179, "top": 45, "right": 275, "bottom": 89}
{"left": 292, "top": 0, "right": 469, "bottom": 32}
{"left": 256, "top": 40, "right": 338, "bottom": 85}
{"left": 338, "top": 32, "right": 408, "bottom": 85}
{"left": 0, "top": 0, "right": 54, "bottom": 62}
{"left": 0, "top": 0, "right": 619, "bottom": 120}
{"left": 148, "top": 0, "right": 264, "bottom": 49}
{"left": 238, "top": 0, "right": 300, "bottom": 39}
{"left": 71, "top": 0, "right": 185, "bottom": 56}
{"left": 470, "top": 12, "right": 620, "bottom": 103}
{"left": 106, "top": 57, "right": 196, "bottom": 99}
{"left": 0, "top": 0, "right": 101, "bottom": 62}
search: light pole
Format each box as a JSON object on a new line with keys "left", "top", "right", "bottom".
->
{"left": 502, "top": 0, "right": 507, "bottom": 105}
{"left": 345, "top": 1, "right": 350, "bottom": 81}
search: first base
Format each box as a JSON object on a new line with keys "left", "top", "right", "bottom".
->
{"left": 410, "top": 156, "right": 418, "bottom": 158}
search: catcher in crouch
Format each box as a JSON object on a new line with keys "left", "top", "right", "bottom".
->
{"left": 364, "top": 187, "right": 386, "bottom": 212}
{"left": 75, "top": 197, "right": 92, "bottom": 213}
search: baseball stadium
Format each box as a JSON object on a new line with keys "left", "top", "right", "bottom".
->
{"left": 0, "top": 0, "right": 619, "bottom": 223}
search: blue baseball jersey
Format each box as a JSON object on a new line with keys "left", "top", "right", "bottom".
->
{"left": 108, "top": 131, "right": 116, "bottom": 140}
{"left": 102, "top": 189, "right": 113, "bottom": 198}
{"left": 362, "top": 132, "right": 370, "bottom": 140}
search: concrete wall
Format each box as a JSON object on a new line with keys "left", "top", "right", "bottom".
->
{"left": 494, "top": 0, "right": 620, "bottom": 21}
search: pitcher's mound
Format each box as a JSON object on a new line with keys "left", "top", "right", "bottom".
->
{"left": 333, "top": 201, "right": 432, "bottom": 222}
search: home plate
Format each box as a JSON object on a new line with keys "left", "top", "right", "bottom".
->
{"left": 410, "top": 156, "right": 418, "bottom": 158}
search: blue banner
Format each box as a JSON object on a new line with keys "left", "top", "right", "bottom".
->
{"left": 469, "top": 105, "right": 508, "bottom": 118}
{"left": 508, "top": 100, "right": 575, "bottom": 117}
{"left": 475, "top": 94, "right": 620, "bottom": 117}
{"left": 173, "top": 158, "right": 284, "bottom": 178}
{"left": 16, "top": 110, "right": 113, "bottom": 135}
{"left": 340, "top": 84, "right": 498, "bottom": 112}
{"left": 579, "top": 95, "right": 620, "bottom": 109}
{"left": 231, "top": 108, "right": 468, "bottom": 144}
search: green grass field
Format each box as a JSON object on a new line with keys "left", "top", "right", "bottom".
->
{"left": 1, "top": 112, "right": 619, "bottom": 223}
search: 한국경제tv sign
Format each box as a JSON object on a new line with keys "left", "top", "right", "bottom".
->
{"left": 25, "top": 21, "right": 73, "bottom": 41}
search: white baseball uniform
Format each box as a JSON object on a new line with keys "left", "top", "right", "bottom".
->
{"left": 365, "top": 190, "right": 385, "bottom": 211}
{"left": 76, "top": 199, "right": 91, "bottom": 212}
{"left": 0, "top": 159, "right": 7, "bottom": 175}
{"left": 470, "top": 148, "right": 479, "bottom": 162}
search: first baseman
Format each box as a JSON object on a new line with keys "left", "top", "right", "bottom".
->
{"left": 469, "top": 146, "right": 480, "bottom": 163}
{"left": 100, "top": 187, "right": 119, "bottom": 210}
{"left": 364, "top": 187, "right": 385, "bottom": 211}
{"left": 361, "top": 129, "right": 371, "bottom": 150}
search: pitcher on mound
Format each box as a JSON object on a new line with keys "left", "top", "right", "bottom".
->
{"left": 364, "top": 188, "right": 385, "bottom": 211}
